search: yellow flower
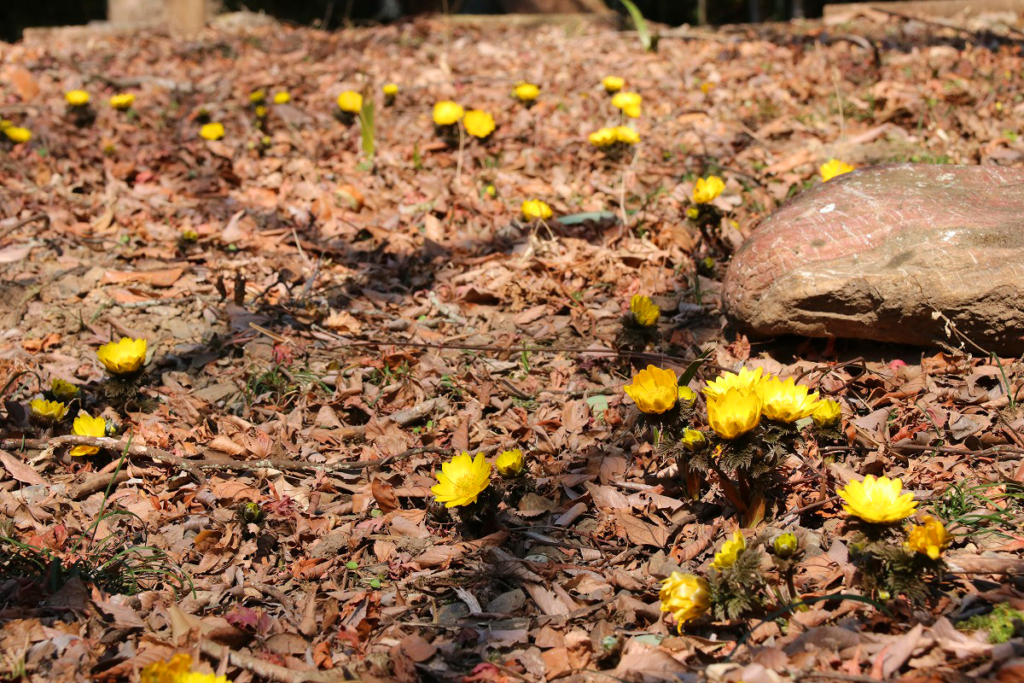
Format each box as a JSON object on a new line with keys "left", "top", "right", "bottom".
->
{"left": 141, "top": 653, "right": 193, "bottom": 683}
{"left": 181, "top": 673, "right": 229, "bottom": 683}
{"left": 70, "top": 413, "right": 107, "bottom": 457}
{"left": 773, "top": 532, "right": 798, "bottom": 559}
{"left": 611, "top": 92, "right": 642, "bottom": 118}
{"left": 677, "top": 386, "right": 697, "bottom": 408}
{"left": 703, "top": 366, "right": 768, "bottom": 402}
{"left": 614, "top": 126, "right": 639, "bottom": 145}
{"left": 249, "top": 89, "right": 266, "bottom": 103}
{"left": 383, "top": 83, "right": 399, "bottom": 97}
{"left": 109, "top": 93, "right": 135, "bottom": 110}
{"left": 812, "top": 399, "right": 842, "bottom": 428}
{"left": 337, "top": 91, "right": 363, "bottom": 113}
{"left": 701, "top": 82, "right": 715, "bottom": 94}
{"left": 433, "top": 100, "right": 464, "bottom": 126}
{"left": 495, "top": 449, "right": 525, "bottom": 477}
{"left": 254, "top": 105, "right": 267, "bottom": 118}
{"left": 273, "top": 91, "right": 291, "bottom": 104}
{"left": 624, "top": 365, "right": 678, "bottom": 415}
{"left": 514, "top": 83, "right": 540, "bottom": 102}
{"left": 659, "top": 572, "right": 710, "bottom": 631}
{"left": 5, "top": 126, "right": 32, "bottom": 143}
{"left": 760, "top": 376, "right": 819, "bottom": 423}
{"left": 140, "top": 654, "right": 230, "bottom": 683}
{"left": 905, "top": 515, "right": 951, "bottom": 560}
{"left": 692, "top": 175, "right": 725, "bottom": 204}
{"left": 588, "top": 127, "right": 618, "bottom": 147}
{"left": 820, "top": 159, "right": 855, "bottom": 182}
{"left": 65, "top": 90, "right": 90, "bottom": 106}
{"left": 30, "top": 399, "right": 68, "bottom": 423}
{"left": 97, "top": 337, "right": 148, "bottom": 375}
{"left": 182, "top": 228, "right": 199, "bottom": 242}
{"left": 712, "top": 531, "right": 746, "bottom": 570}
{"left": 838, "top": 474, "right": 917, "bottom": 524}
{"left": 431, "top": 452, "right": 492, "bottom": 508}
{"left": 686, "top": 207, "right": 699, "bottom": 220}
{"left": 681, "top": 428, "right": 706, "bottom": 451}
{"left": 50, "top": 379, "right": 79, "bottom": 402}
{"left": 199, "top": 123, "right": 224, "bottom": 141}
{"left": 602, "top": 76, "right": 625, "bottom": 93}
{"left": 630, "top": 295, "right": 660, "bottom": 327}
{"left": 707, "top": 388, "right": 761, "bottom": 439}
{"left": 521, "top": 199, "right": 553, "bottom": 221}
{"left": 463, "top": 110, "right": 496, "bottom": 139}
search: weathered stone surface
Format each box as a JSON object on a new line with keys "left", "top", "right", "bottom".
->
{"left": 723, "top": 164, "right": 1024, "bottom": 353}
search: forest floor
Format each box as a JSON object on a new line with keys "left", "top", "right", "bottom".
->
{"left": 1, "top": 9, "right": 1023, "bottom": 683}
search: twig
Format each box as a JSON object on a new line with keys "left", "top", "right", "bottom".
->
{"left": 199, "top": 640, "right": 343, "bottom": 683}
{"left": 0, "top": 212, "right": 49, "bottom": 242}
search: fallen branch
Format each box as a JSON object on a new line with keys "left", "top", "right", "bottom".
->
{"left": 199, "top": 640, "right": 346, "bottom": 683}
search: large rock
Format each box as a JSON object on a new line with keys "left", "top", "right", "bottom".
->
{"left": 723, "top": 164, "right": 1024, "bottom": 354}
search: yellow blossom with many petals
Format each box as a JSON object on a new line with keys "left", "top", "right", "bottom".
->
{"left": 614, "top": 126, "right": 639, "bottom": 145}
{"left": 707, "top": 388, "right": 761, "bottom": 439}
{"left": 383, "top": 83, "right": 399, "bottom": 97}
{"left": 677, "top": 386, "right": 697, "bottom": 408}
{"left": 463, "top": 110, "right": 495, "bottom": 139}
{"left": 820, "top": 159, "right": 855, "bottom": 182}
{"left": 513, "top": 83, "right": 540, "bottom": 102}
{"left": 65, "top": 90, "right": 90, "bottom": 107}
{"left": 838, "top": 474, "right": 917, "bottom": 524}
{"left": 337, "top": 91, "right": 363, "bottom": 113}
{"left": 495, "top": 448, "right": 525, "bottom": 477}
{"left": 4, "top": 126, "right": 32, "bottom": 143}
{"left": 431, "top": 452, "right": 492, "bottom": 508}
{"left": 97, "top": 337, "right": 148, "bottom": 375}
{"left": 70, "top": 413, "right": 107, "bottom": 457}
{"left": 199, "top": 123, "right": 224, "bottom": 141}
{"left": 109, "top": 93, "right": 135, "bottom": 110}
{"left": 659, "top": 572, "right": 710, "bottom": 631}
{"left": 703, "top": 366, "right": 768, "bottom": 402}
{"left": 692, "top": 175, "right": 725, "bottom": 204}
{"left": 433, "top": 101, "right": 464, "bottom": 126}
{"left": 30, "top": 399, "right": 68, "bottom": 423}
{"left": 602, "top": 76, "right": 625, "bottom": 93}
{"left": 50, "top": 379, "right": 79, "bottom": 402}
{"left": 773, "top": 532, "right": 798, "bottom": 558}
{"left": 273, "top": 91, "right": 291, "bottom": 104}
{"left": 760, "top": 376, "right": 819, "bottom": 423}
{"left": 712, "top": 531, "right": 746, "bottom": 570}
{"left": 682, "top": 428, "right": 706, "bottom": 451}
{"left": 629, "top": 295, "right": 659, "bottom": 327}
{"left": 588, "top": 127, "right": 618, "bottom": 147}
{"left": 905, "top": 515, "right": 951, "bottom": 560}
{"left": 611, "top": 92, "right": 642, "bottom": 118}
{"left": 624, "top": 365, "right": 678, "bottom": 415}
{"left": 812, "top": 399, "right": 842, "bottom": 428}
{"left": 249, "top": 90, "right": 266, "bottom": 103}
{"left": 141, "top": 653, "right": 230, "bottom": 683}
{"left": 521, "top": 199, "right": 552, "bottom": 221}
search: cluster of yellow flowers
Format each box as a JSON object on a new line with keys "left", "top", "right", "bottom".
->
{"left": 141, "top": 653, "right": 230, "bottom": 683}
{"left": 431, "top": 449, "right": 525, "bottom": 508}
{"left": 588, "top": 126, "right": 639, "bottom": 147}
{"left": 611, "top": 91, "right": 642, "bottom": 118}
{"left": 838, "top": 473, "right": 950, "bottom": 559}
{"left": 624, "top": 364, "right": 841, "bottom": 439}
{"left": 27, "top": 337, "right": 147, "bottom": 456}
